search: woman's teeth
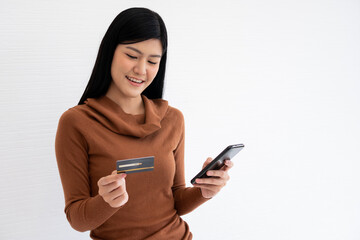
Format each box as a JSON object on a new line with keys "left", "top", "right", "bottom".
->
{"left": 126, "top": 76, "right": 143, "bottom": 83}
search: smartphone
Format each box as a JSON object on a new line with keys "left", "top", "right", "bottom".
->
{"left": 191, "top": 144, "right": 244, "bottom": 184}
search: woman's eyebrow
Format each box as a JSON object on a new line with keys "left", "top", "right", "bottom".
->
{"left": 125, "top": 46, "right": 161, "bottom": 58}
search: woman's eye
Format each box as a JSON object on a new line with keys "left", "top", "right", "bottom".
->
{"left": 126, "top": 53, "right": 157, "bottom": 64}
{"left": 126, "top": 54, "right": 137, "bottom": 59}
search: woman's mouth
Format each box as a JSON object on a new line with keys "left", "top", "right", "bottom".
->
{"left": 126, "top": 76, "right": 145, "bottom": 86}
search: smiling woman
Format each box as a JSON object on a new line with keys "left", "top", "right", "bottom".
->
{"left": 78, "top": 7, "right": 168, "bottom": 105}
{"left": 55, "top": 7, "right": 233, "bottom": 240}
{"left": 106, "top": 39, "right": 163, "bottom": 114}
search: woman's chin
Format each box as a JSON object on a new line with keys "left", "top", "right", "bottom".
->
{"left": 123, "top": 90, "right": 145, "bottom": 99}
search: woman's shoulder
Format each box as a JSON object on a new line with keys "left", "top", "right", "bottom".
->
{"left": 57, "top": 104, "right": 90, "bottom": 129}
{"left": 161, "top": 102, "right": 185, "bottom": 127}
{"left": 166, "top": 105, "right": 184, "bottom": 120}
{"left": 60, "top": 104, "right": 89, "bottom": 119}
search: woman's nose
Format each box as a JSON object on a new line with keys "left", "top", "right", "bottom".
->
{"left": 134, "top": 60, "right": 146, "bottom": 76}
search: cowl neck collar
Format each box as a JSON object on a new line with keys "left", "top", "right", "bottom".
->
{"left": 84, "top": 95, "right": 168, "bottom": 138}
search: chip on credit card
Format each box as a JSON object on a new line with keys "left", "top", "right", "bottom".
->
{"left": 116, "top": 156, "right": 154, "bottom": 174}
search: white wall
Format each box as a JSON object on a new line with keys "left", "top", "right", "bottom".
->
{"left": 1, "top": 0, "right": 359, "bottom": 239}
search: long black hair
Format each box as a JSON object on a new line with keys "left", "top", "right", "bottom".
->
{"left": 78, "top": 7, "right": 168, "bottom": 105}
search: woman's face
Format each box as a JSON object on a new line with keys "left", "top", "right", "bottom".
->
{"left": 108, "top": 39, "right": 163, "bottom": 100}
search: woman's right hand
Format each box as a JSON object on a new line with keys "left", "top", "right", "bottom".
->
{"left": 97, "top": 170, "right": 128, "bottom": 208}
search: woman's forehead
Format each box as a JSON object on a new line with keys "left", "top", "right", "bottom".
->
{"left": 119, "top": 39, "right": 162, "bottom": 55}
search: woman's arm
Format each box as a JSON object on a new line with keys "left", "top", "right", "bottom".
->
{"left": 55, "top": 109, "right": 121, "bottom": 231}
{"left": 171, "top": 112, "right": 210, "bottom": 216}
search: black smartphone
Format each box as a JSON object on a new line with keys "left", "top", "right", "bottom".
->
{"left": 191, "top": 144, "right": 244, "bottom": 185}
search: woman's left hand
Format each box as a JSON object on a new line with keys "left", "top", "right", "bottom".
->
{"left": 192, "top": 157, "right": 233, "bottom": 199}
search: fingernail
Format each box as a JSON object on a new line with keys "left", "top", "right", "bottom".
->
{"left": 207, "top": 171, "right": 213, "bottom": 176}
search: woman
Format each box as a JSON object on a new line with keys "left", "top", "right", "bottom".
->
{"left": 55, "top": 7, "right": 232, "bottom": 240}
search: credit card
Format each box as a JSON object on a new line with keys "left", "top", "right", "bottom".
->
{"left": 116, "top": 156, "right": 154, "bottom": 174}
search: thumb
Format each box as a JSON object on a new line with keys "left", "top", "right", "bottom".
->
{"left": 202, "top": 157, "right": 213, "bottom": 169}
{"left": 112, "top": 170, "right": 127, "bottom": 179}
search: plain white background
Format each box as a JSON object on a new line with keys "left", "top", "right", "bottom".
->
{"left": 1, "top": 0, "right": 359, "bottom": 239}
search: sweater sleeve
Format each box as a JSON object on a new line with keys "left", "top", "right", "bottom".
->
{"left": 171, "top": 111, "right": 210, "bottom": 216}
{"left": 55, "top": 109, "right": 120, "bottom": 232}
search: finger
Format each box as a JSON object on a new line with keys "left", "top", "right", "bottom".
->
{"left": 220, "top": 160, "right": 234, "bottom": 171}
{"left": 195, "top": 177, "right": 227, "bottom": 186}
{"left": 98, "top": 173, "right": 126, "bottom": 186}
{"left": 104, "top": 187, "right": 129, "bottom": 208}
{"left": 99, "top": 177, "right": 126, "bottom": 195}
{"left": 193, "top": 183, "right": 221, "bottom": 192}
{"left": 99, "top": 173, "right": 126, "bottom": 186}
{"left": 108, "top": 185, "right": 127, "bottom": 201}
{"left": 202, "top": 157, "right": 213, "bottom": 169}
{"left": 206, "top": 170, "right": 229, "bottom": 179}
{"left": 111, "top": 192, "right": 129, "bottom": 208}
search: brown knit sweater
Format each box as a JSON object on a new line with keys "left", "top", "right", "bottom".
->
{"left": 55, "top": 95, "right": 208, "bottom": 240}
